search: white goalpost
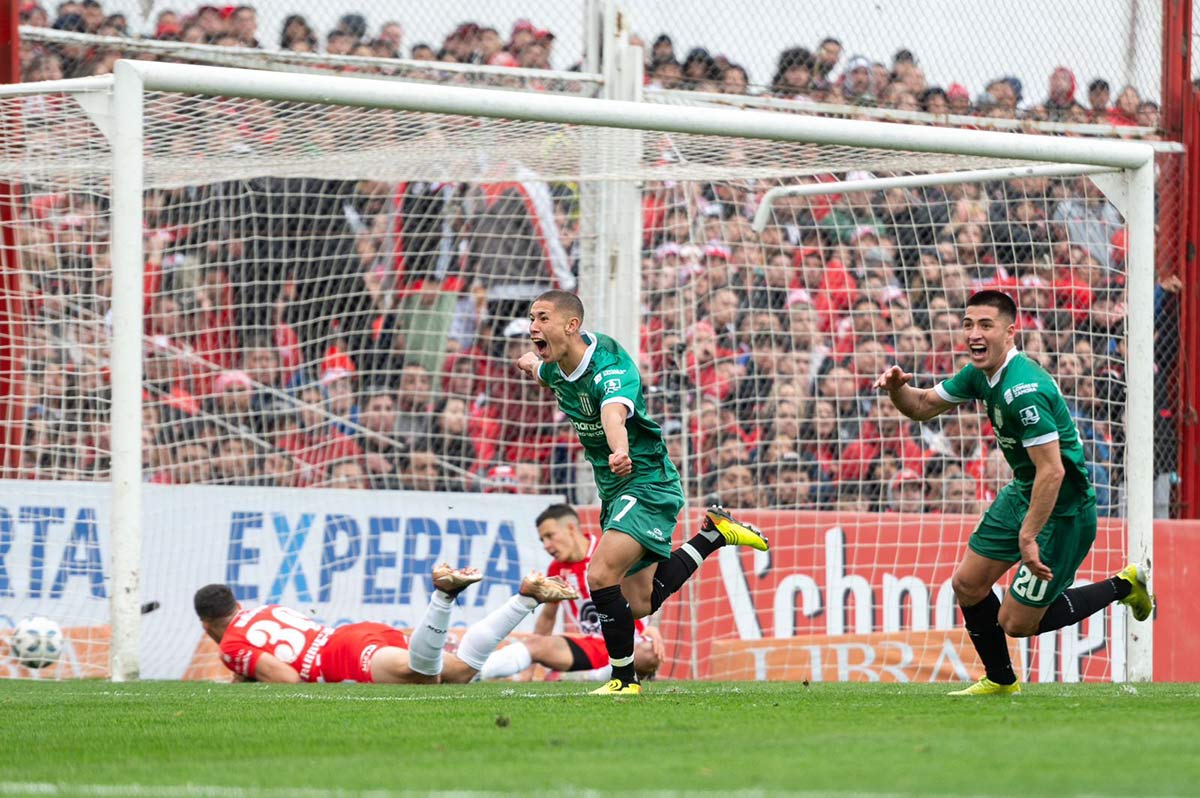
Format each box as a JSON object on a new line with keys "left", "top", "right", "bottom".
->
{"left": 0, "top": 59, "right": 1155, "bottom": 683}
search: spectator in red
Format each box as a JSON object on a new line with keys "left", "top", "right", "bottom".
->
{"left": 840, "top": 397, "right": 927, "bottom": 483}
{"left": 321, "top": 367, "right": 359, "bottom": 435}
{"left": 946, "top": 83, "right": 972, "bottom": 115}
{"left": 1044, "top": 66, "right": 1078, "bottom": 121}
{"left": 1016, "top": 275, "right": 1055, "bottom": 329}
{"left": 1106, "top": 85, "right": 1140, "bottom": 126}
{"left": 280, "top": 382, "right": 363, "bottom": 484}
{"left": 791, "top": 246, "right": 859, "bottom": 332}
{"left": 884, "top": 468, "right": 928, "bottom": 513}
{"left": 684, "top": 320, "right": 735, "bottom": 401}
{"left": 212, "top": 370, "right": 255, "bottom": 430}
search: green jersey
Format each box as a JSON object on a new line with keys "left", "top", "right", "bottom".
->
{"left": 538, "top": 331, "right": 681, "bottom": 501}
{"left": 934, "top": 348, "right": 1094, "bottom": 512}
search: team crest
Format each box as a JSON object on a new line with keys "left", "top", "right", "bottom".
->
{"left": 1019, "top": 406, "right": 1040, "bottom": 426}
{"left": 578, "top": 393, "right": 595, "bottom": 415}
{"left": 603, "top": 379, "right": 621, "bottom": 395}
{"left": 992, "top": 405, "right": 1003, "bottom": 430}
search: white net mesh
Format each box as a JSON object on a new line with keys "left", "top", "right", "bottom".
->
{"left": 0, "top": 74, "right": 1140, "bottom": 681}
{"left": 19, "top": 26, "right": 602, "bottom": 97}
{"left": 643, "top": 171, "right": 1131, "bottom": 682}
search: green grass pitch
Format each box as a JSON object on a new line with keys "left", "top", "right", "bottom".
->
{"left": 2, "top": 680, "right": 1199, "bottom": 797}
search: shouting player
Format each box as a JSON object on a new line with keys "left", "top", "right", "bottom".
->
{"left": 194, "top": 563, "right": 578, "bottom": 684}
{"left": 516, "top": 290, "right": 768, "bottom": 695}
{"left": 874, "top": 290, "right": 1153, "bottom": 695}
{"left": 480, "top": 503, "right": 665, "bottom": 682}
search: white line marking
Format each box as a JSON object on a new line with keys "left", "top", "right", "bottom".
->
{"left": 0, "top": 785, "right": 947, "bottom": 798}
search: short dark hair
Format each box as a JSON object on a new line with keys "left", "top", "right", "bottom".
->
{"left": 533, "top": 290, "right": 585, "bottom": 323}
{"left": 1088, "top": 78, "right": 1111, "bottom": 94}
{"left": 966, "top": 290, "right": 1017, "bottom": 323}
{"left": 194, "top": 584, "right": 237, "bottom": 621}
{"left": 535, "top": 503, "right": 578, "bottom": 527}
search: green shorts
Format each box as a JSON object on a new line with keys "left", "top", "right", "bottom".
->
{"left": 968, "top": 483, "right": 1097, "bottom": 607}
{"left": 598, "top": 481, "right": 686, "bottom": 575}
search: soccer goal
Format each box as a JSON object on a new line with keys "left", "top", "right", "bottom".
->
{"left": 0, "top": 60, "right": 1154, "bottom": 683}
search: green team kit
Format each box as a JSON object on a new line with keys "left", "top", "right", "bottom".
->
{"left": 935, "top": 348, "right": 1097, "bottom": 607}
{"left": 538, "top": 331, "right": 685, "bottom": 571}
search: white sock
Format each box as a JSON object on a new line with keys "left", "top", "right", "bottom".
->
{"left": 406, "top": 590, "right": 454, "bottom": 676}
{"left": 456, "top": 594, "right": 538, "bottom": 671}
{"left": 479, "top": 641, "right": 533, "bottom": 680}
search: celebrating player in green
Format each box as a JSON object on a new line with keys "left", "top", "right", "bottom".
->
{"left": 875, "top": 290, "right": 1153, "bottom": 695}
{"left": 516, "top": 290, "right": 768, "bottom": 695}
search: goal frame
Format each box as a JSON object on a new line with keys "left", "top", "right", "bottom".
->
{"left": 86, "top": 59, "right": 1156, "bottom": 681}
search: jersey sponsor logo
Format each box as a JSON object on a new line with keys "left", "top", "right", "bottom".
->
{"left": 578, "top": 393, "right": 595, "bottom": 415}
{"left": 996, "top": 433, "right": 1019, "bottom": 448}
{"left": 594, "top": 368, "right": 626, "bottom": 383}
{"left": 1019, "top": 406, "right": 1041, "bottom": 426}
{"left": 603, "top": 379, "right": 621, "bottom": 396}
{"left": 571, "top": 419, "right": 605, "bottom": 437}
{"left": 1003, "top": 383, "right": 1038, "bottom": 404}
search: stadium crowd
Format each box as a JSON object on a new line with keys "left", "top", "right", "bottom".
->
{"left": 8, "top": 1, "right": 1181, "bottom": 517}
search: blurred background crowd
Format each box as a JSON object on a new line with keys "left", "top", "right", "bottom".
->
{"left": 7, "top": 1, "right": 1185, "bottom": 519}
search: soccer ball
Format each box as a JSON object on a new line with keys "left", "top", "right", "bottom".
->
{"left": 10, "top": 616, "right": 64, "bottom": 669}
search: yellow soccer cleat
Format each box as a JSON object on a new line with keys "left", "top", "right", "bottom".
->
{"left": 1116, "top": 563, "right": 1155, "bottom": 622}
{"left": 589, "top": 678, "right": 642, "bottom": 696}
{"left": 703, "top": 505, "right": 769, "bottom": 552}
{"left": 947, "top": 677, "right": 1021, "bottom": 696}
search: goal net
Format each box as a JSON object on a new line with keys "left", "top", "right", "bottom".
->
{"left": 0, "top": 61, "right": 1154, "bottom": 682}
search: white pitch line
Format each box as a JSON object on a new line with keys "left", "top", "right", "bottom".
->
{"left": 0, "top": 785, "right": 912, "bottom": 798}
{"left": 30, "top": 687, "right": 708, "bottom": 702}
{"left": 0, "top": 783, "right": 1177, "bottom": 798}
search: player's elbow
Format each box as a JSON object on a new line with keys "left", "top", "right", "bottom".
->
{"left": 1039, "top": 464, "right": 1066, "bottom": 485}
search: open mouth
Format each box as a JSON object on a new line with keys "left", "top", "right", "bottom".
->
{"left": 969, "top": 344, "right": 988, "bottom": 359}
{"left": 532, "top": 337, "right": 549, "bottom": 356}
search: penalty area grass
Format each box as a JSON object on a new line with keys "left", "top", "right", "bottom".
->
{"left": 1, "top": 680, "right": 1198, "bottom": 797}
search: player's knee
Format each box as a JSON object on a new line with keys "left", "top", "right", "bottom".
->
{"left": 997, "top": 608, "right": 1038, "bottom": 638}
{"left": 586, "top": 562, "right": 619, "bottom": 591}
{"left": 951, "top": 572, "right": 990, "bottom": 606}
{"left": 523, "top": 635, "right": 551, "bottom": 659}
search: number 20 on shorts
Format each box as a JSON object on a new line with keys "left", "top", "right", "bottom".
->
{"left": 1011, "top": 565, "right": 1049, "bottom": 603}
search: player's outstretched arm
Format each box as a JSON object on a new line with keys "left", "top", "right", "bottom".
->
{"left": 251, "top": 652, "right": 303, "bottom": 684}
{"left": 515, "top": 351, "right": 547, "bottom": 387}
{"left": 873, "top": 365, "right": 954, "bottom": 422}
